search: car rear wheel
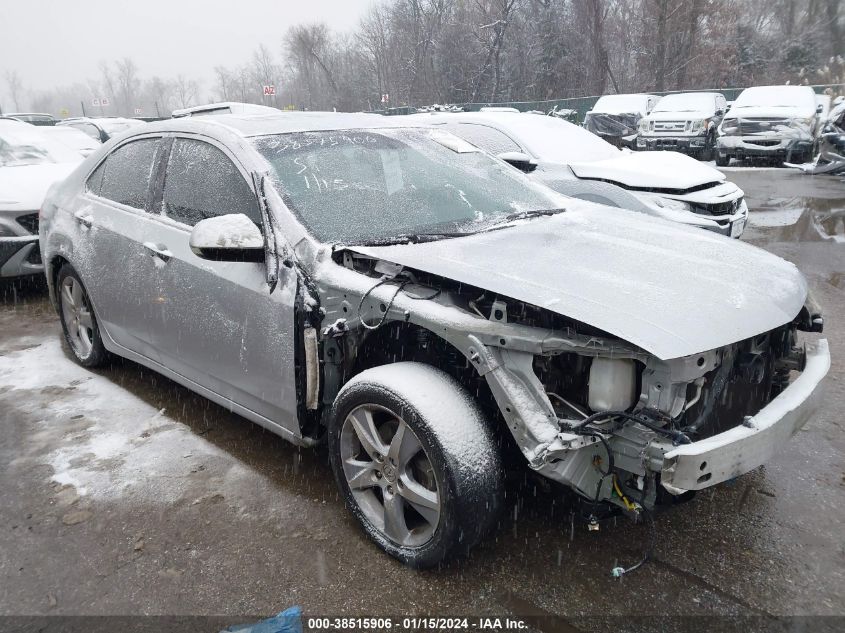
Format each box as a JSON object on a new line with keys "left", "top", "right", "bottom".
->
{"left": 328, "top": 362, "right": 503, "bottom": 567}
{"left": 57, "top": 264, "right": 109, "bottom": 367}
{"left": 715, "top": 151, "right": 730, "bottom": 167}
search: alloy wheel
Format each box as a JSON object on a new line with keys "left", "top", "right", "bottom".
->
{"left": 340, "top": 404, "right": 441, "bottom": 547}
{"left": 60, "top": 276, "right": 94, "bottom": 359}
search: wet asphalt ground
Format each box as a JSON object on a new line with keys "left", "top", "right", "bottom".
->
{"left": 1, "top": 168, "right": 844, "bottom": 632}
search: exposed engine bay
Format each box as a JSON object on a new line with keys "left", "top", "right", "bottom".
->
{"left": 308, "top": 247, "right": 829, "bottom": 518}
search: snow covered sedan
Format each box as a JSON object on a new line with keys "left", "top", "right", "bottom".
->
{"left": 0, "top": 120, "right": 83, "bottom": 278}
{"left": 636, "top": 92, "right": 728, "bottom": 159}
{"left": 716, "top": 85, "right": 822, "bottom": 166}
{"left": 403, "top": 110, "right": 748, "bottom": 238}
{"left": 583, "top": 93, "right": 659, "bottom": 149}
{"left": 40, "top": 112, "right": 829, "bottom": 567}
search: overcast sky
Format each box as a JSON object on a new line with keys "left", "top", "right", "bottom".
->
{"left": 0, "top": 0, "right": 371, "bottom": 106}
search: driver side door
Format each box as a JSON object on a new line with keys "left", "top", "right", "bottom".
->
{"left": 149, "top": 136, "right": 299, "bottom": 433}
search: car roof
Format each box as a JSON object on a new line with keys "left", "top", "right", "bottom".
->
{"left": 134, "top": 111, "right": 422, "bottom": 138}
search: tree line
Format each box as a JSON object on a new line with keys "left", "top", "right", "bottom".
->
{"left": 4, "top": 0, "right": 843, "bottom": 118}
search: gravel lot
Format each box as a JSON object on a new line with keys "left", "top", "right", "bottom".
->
{"left": 1, "top": 168, "right": 843, "bottom": 632}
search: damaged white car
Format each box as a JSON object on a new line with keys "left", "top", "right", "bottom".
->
{"left": 404, "top": 110, "right": 748, "bottom": 238}
{"left": 716, "top": 85, "right": 822, "bottom": 166}
{"left": 40, "top": 113, "right": 829, "bottom": 567}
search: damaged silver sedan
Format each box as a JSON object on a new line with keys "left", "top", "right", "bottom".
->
{"left": 40, "top": 113, "right": 830, "bottom": 567}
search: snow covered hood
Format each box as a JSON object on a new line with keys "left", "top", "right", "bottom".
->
{"left": 0, "top": 163, "right": 78, "bottom": 211}
{"left": 349, "top": 206, "right": 806, "bottom": 360}
{"left": 568, "top": 151, "right": 724, "bottom": 190}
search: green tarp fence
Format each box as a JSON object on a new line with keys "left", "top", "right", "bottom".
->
{"left": 377, "top": 83, "right": 844, "bottom": 120}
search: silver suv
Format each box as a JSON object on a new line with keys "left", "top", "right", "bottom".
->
{"left": 40, "top": 113, "right": 829, "bottom": 567}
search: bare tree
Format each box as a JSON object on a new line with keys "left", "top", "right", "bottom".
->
{"left": 5, "top": 71, "right": 23, "bottom": 111}
{"left": 174, "top": 75, "right": 199, "bottom": 109}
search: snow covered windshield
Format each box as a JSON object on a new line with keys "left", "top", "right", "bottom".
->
{"left": 0, "top": 123, "right": 82, "bottom": 167}
{"left": 253, "top": 128, "right": 563, "bottom": 243}
{"left": 592, "top": 94, "right": 651, "bottom": 115}
{"left": 653, "top": 93, "right": 715, "bottom": 113}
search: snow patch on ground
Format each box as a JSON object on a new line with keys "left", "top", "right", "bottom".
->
{"left": 0, "top": 337, "right": 257, "bottom": 504}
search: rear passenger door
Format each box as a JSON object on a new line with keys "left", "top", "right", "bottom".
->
{"left": 78, "top": 136, "right": 165, "bottom": 361}
{"left": 149, "top": 136, "right": 298, "bottom": 430}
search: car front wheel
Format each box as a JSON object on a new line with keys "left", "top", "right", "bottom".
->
{"left": 328, "top": 362, "right": 503, "bottom": 567}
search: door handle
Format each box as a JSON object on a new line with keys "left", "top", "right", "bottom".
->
{"left": 73, "top": 209, "right": 93, "bottom": 228}
{"left": 143, "top": 242, "right": 172, "bottom": 262}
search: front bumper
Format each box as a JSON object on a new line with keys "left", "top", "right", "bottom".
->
{"left": 660, "top": 338, "right": 830, "bottom": 492}
{"left": 637, "top": 135, "right": 707, "bottom": 153}
{"left": 0, "top": 236, "right": 43, "bottom": 278}
{"left": 717, "top": 135, "right": 813, "bottom": 160}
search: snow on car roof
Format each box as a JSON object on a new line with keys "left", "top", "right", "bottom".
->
{"left": 591, "top": 94, "right": 656, "bottom": 115}
{"left": 732, "top": 85, "right": 816, "bottom": 109}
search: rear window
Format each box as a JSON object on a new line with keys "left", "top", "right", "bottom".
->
{"left": 439, "top": 123, "right": 522, "bottom": 155}
{"left": 94, "top": 138, "right": 160, "bottom": 209}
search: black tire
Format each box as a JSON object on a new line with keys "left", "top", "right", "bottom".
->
{"left": 56, "top": 264, "right": 109, "bottom": 367}
{"left": 715, "top": 151, "right": 730, "bottom": 167}
{"left": 328, "top": 362, "right": 503, "bottom": 567}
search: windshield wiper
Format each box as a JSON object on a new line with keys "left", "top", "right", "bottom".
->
{"left": 346, "top": 231, "right": 475, "bottom": 247}
{"left": 483, "top": 208, "right": 566, "bottom": 229}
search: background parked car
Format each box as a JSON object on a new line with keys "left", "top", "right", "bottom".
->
{"left": 405, "top": 110, "right": 748, "bottom": 238}
{"left": 41, "top": 126, "right": 101, "bottom": 157}
{"left": 5, "top": 113, "right": 58, "bottom": 126}
{"left": 716, "top": 85, "right": 822, "bottom": 166}
{"left": 636, "top": 92, "right": 727, "bottom": 159}
{"left": 56, "top": 116, "right": 145, "bottom": 143}
{"left": 0, "top": 120, "right": 82, "bottom": 278}
{"left": 583, "top": 93, "right": 658, "bottom": 149}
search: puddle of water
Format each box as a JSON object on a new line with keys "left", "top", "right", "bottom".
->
{"left": 746, "top": 196, "right": 845, "bottom": 244}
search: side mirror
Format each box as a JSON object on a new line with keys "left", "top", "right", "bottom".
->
{"left": 816, "top": 104, "right": 824, "bottom": 114}
{"left": 189, "top": 214, "right": 265, "bottom": 263}
{"left": 496, "top": 151, "right": 538, "bottom": 173}
{"left": 715, "top": 109, "right": 724, "bottom": 117}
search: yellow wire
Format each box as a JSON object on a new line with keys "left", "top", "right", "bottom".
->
{"left": 613, "top": 475, "right": 638, "bottom": 512}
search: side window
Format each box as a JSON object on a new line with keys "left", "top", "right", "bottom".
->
{"left": 442, "top": 123, "right": 522, "bottom": 156}
{"left": 97, "top": 138, "right": 160, "bottom": 209}
{"left": 86, "top": 161, "right": 106, "bottom": 194}
{"left": 162, "top": 138, "right": 262, "bottom": 229}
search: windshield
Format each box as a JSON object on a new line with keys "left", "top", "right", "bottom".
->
{"left": 733, "top": 87, "right": 816, "bottom": 110}
{"left": 42, "top": 127, "right": 100, "bottom": 153}
{"left": 653, "top": 93, "right": 715, "bottom": 113}
{"left": 0, "top": 123, "right": 83, "bottom": 167}
{"left": 253, "top": 128, "right": 565, "bottom": 243}
{"left": 505, "top": 115, "right": 620, "bottom": 163}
